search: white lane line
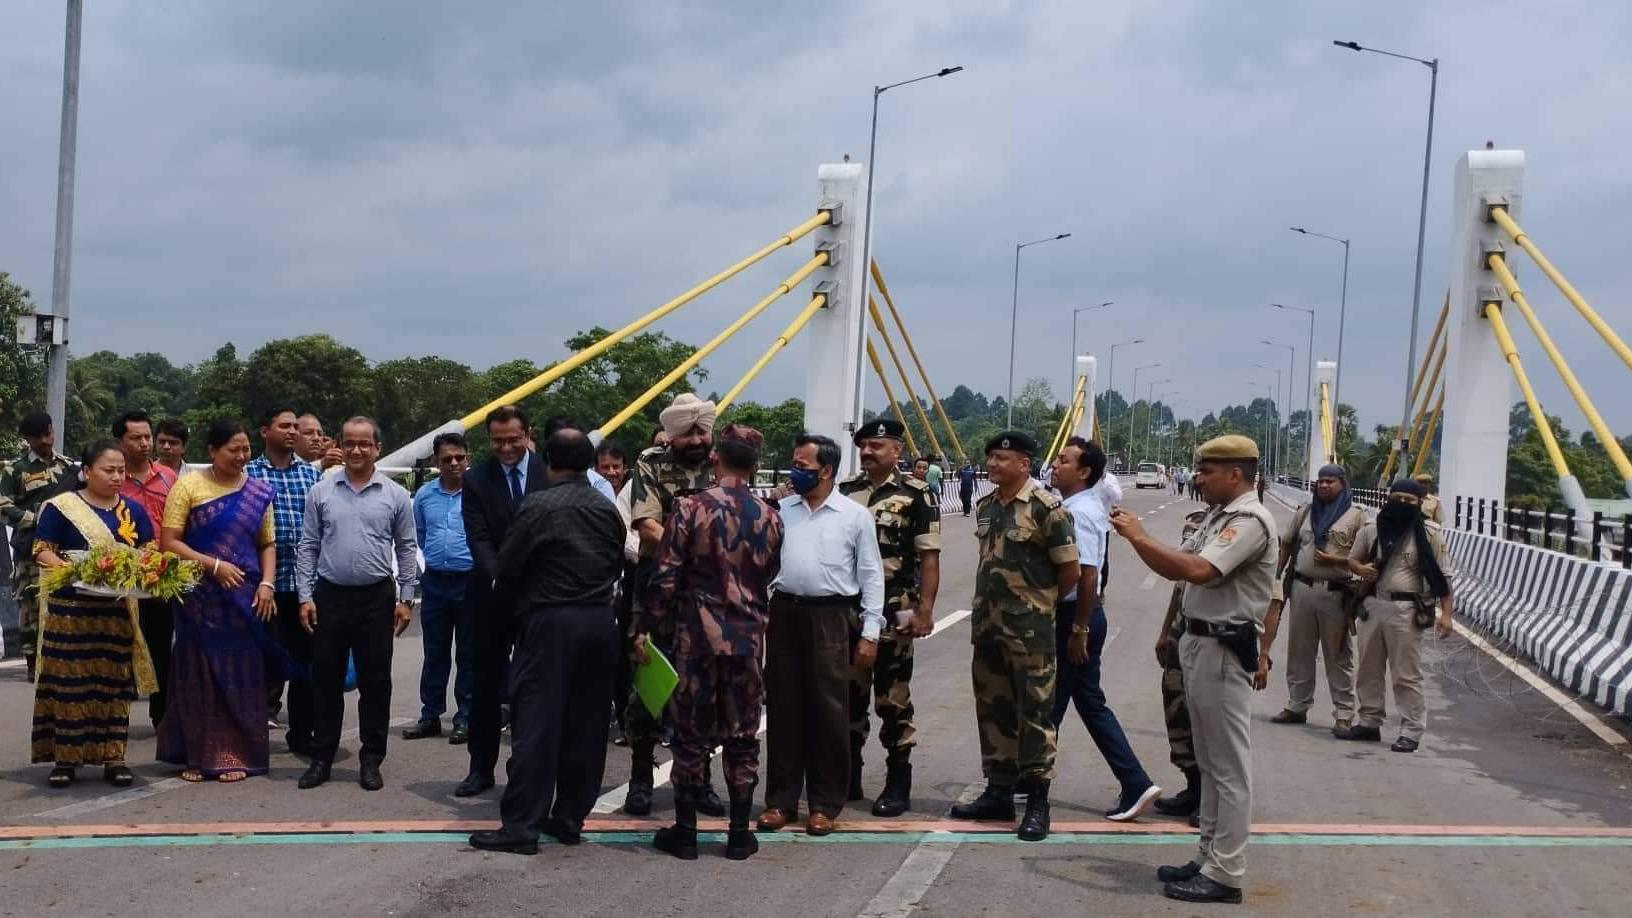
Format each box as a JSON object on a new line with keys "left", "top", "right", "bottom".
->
{"left": 1138, "top": 573, "right": 1158, "bottom": 591}
{"left": 857, "top": 785, "right": 976, "bottom": 918}
{"left": 0, "top": 658, "right": 26, "bottom": 670}
{"left": 31, "top": 716, "right": 415, "bottom": 819}
{"left": 930, "top": 608, "right": 972, "bottom": 637}
{"left": 1104, "top": 626, "right": 1121, "bottom": 648}
{"left": 1452, "top": 622, "right": 1630, "bottom": 754}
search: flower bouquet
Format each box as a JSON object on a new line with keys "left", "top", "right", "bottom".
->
{"left": 40, "top": 544, "right": 203, "bottom": 601}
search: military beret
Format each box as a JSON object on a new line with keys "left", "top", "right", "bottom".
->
{"left": 1195, "top": 434, "right": 1259, "bottom": 461}
{"left": 717, "top": 423, "right": 764, "bottom": 451}
{"left": 853, "top": 418, "right": 905, "bottom": 446}
{"left": 984, "top": 430, "right": 1038, "bottom": 455}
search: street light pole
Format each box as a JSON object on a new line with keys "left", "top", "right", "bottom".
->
{"left": 1070, "top": 301, "right": 1114, "bottom": 399}
{"left": 45, "top": 0, "right": 85, "bottom": 434}
{"left": 1006, "top": 232, "right": 1072, "bottom": 427}
{"left": 1272, "top": 303, "right": 1316, "bottom": 477}
{"left": 1263, "top": 340, "right": 1297, "bottom": 478}
{"left": 1144, "top": 379, "right": 1171, "bottom": 462}
{"left": 1289, "top": 227, "right": 1351, "bottom": 412}
{"left": 1128, "top": 362, "right": 1160, "bottom": 462}
{"left": 1333, "top": 39, "right": 1438, "bottom": 477}
{"left": 1103, "top": 337, "right": 1141, "bottom": 458}
{"left": 1254, "top": 368, "right": 1282, "bottom": 477}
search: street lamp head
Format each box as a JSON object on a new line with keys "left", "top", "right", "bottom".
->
{"left": 1290, "top": 226, "right": 1307, "bottom": 234}
{"left": 1055, "top": 233, "right": 1071, "bottom": 240}
{"left": 1334, "top": 40, "right": 1363, "bottom": 51}
{"left": 938, "top": 66, "right": 964, "bottom": 76}
{"left": 1101, "top": 300, "right": 1114, "bottom": 307}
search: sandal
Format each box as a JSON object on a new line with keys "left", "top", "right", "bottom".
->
{"left": 217, "top": 770, "right": 248, "bottom": 784}
{"left": 180, "top": 768, "right": 206, "bottom": 783}
{"left": 47, "top": 765, "right": 76, "bottom": 788}
{"left": 104, "top": 764, "right": 135, "bottom": 787}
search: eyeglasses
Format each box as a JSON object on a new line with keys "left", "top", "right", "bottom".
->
{"left": 340, "top": 440, "right": 378, "bottom": 452}
{"left": 438, "top": 454, "right": 468, "bottom": 465}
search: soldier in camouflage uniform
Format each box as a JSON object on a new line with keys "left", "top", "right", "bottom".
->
{"left": 0, "top": 412, "right": 75, "bottom": 678}
{"left": 1151, "top": 494, "right": 1214, "bottom": 823}
{"left": 838, "top": 418, "right": 940, "bottom": 818}
{"left": 640, "top": 425, "right": 783, "bottom": 861}
{"left": 624, "top": 393, "right": 723, "bottom": 816}
{"left": 950, "top": 431, "right": 1078, "bottom": 842}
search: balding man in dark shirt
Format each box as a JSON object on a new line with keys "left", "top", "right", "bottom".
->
{"left": 469, "top": 430, "right": 625, "bottom": 856}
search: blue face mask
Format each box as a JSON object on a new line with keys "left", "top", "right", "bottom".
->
{"left": 788, "top": 466, "right": 821, "bottom": 495}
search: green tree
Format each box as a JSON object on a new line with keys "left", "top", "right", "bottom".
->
{"left": 64, "top": 363, "right": 116, "bottom": 450}
{"left": 239, "top": 335, "right": 372, "bottom": 434}
{"left": 718, "top": 398, "right": 806, "bottom": 471}
{"left": 0, "top": 273, "right": 48, "bottom": 452}
{"left": 371, "top": 356, "right": 477, "bottom": 447}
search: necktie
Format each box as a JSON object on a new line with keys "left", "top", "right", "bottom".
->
{"left": 508, "top": 465, "right": 523, "bottom": 507}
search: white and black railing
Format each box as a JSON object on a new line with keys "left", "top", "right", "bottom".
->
{"left": 1455, "top": 496, "right": 1629, "bottom": 568}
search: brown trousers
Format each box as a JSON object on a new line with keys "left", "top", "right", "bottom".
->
{"left": 764, "top": 593, "right": 853, "bottom": 818}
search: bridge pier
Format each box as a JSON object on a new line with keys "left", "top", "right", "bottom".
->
{"left": 803, "top": 163, "right": 870, "bottom": 478}
{"left": 1073, "top": 355, "right": 1097, "bottom": 441}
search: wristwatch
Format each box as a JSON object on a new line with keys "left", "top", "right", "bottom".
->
{"left": 1070, "top": 623, "right": 1089, "bottom": 635}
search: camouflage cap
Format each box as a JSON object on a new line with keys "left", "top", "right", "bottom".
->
{"left": 984, "top": 430, "right": 1038, "bottom": 456}
{"left": 1195, "top": 434, "right": 1259, "bottom": 461}
{"left": 717, "top": 423, "right": 764, "bottom": 451}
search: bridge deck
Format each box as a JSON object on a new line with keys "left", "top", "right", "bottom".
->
{"left": 1, "top": 487, "right": 1628, "bottom": 916}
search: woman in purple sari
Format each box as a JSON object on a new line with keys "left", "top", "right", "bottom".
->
{"left": 156, "top": 420, "right": 279, "bottom": 782}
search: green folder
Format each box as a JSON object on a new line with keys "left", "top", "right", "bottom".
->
{"left": 634, "top": 643, "right": 679, "bottom": 719}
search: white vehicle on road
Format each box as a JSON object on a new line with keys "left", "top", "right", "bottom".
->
{"left": 1134, "top": 461, "right": 1163, "bottom": 489}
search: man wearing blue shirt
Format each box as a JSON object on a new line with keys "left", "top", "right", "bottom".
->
{"left": 406, "top": 433, "right": 475, "bottom": 744}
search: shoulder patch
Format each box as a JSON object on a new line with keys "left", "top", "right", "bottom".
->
{"left": 903, "top": 476, "right": 929, "bottom": 491}
{"left": 1033, "top": 489, "right": 1063, "bottom": 509}
{"left": 1215, "top": 527, "right": 1237, "bottom": 545}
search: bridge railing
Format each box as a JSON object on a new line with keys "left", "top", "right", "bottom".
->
{"left": 1454, "top": 496, "right": 1629, "bottom": 568}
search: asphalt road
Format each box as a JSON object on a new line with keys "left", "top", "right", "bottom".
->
{"left": 2, "top": 485, "right": 1630, "bottom": 917}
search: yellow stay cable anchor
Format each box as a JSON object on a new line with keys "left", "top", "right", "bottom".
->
{"left": 1488, "top": 252, "right": 1632, "bottom": 495}
{"left": 597, "top": 252, "right": 829, "bottom": 438}
{"left": 871, "top": 261, "right": 967, "bottom": 464}
{"left": 1490, "top": 205, "right": 1632, "bottom": 374}
{"left": 868, "top": 298, "right": 944, "bottom": 462}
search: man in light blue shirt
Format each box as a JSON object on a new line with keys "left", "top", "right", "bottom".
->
{"left": 406, "top": 432, "right": 476, "bottom": 744}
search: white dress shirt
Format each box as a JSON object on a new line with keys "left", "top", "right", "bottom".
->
{"left": 615, "top": 479, "right": 641, "bottom": 563}
{"left": 1091, "top": 470, "right": 1123, "bottom": 513}
{"left": 1060, "top": 487, "right": 1109, "bottom": 602}
{"left": 774, "top": 489, "right": 886, "bottom": 640}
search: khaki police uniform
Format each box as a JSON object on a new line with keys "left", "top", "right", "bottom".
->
{"left": 1349, "top": 518, "right": 1451, "bottom": 742}
{"left": 1179, "top": 451, "right": 1277, "bottom": 890}
{"left": 1280, "top": 501, "right": 1365, "bottom": 723}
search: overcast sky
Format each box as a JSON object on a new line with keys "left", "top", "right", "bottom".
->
{"left": 3, "top": 0, "right": 1629, "bottom": 437}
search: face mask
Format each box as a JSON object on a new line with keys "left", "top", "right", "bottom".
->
{"left": 788, "top": 466, "right": 821, "bottom": 495}
{"left": 1376, "top": 499, "right": 1420, "bottom": 533}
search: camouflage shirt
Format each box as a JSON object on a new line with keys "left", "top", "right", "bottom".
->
{"left": 628, "top": 446, "right": 713, "bottom": 549}
{"left": 839, "top": 470, "right": 941, "bottom": 613}
{"left": 972, "top": 480, "right": 1077, "bottom": 639}
{"left": 641, "top": 477, "right": 784, "bottom": 657}
{"left": 0, "top": 449, "right": 75, "bottom": 561}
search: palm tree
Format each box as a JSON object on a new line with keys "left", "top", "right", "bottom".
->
{"left": 65, "top": 362, "right": 116, "bottom": 451}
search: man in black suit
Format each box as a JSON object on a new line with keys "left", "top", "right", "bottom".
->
{"left": 455, "top": 405, "right": 549, "bottom": 797}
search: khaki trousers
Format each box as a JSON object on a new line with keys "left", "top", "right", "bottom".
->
{"left": 1179, "top": 631, "right": 1253, "bottom": 889}
{"left": 1355, "top": 598, "right": 1427, "bottom": 741}
{"left": 1283, "top": 583, "right": 1356, "bottom": 721}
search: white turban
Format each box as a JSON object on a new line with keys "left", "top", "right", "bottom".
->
{"left": 659, "top": 392, "right": 717, "bottom": 437}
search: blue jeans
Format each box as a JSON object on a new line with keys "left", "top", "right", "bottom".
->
{"left": 1051, "top": 600, "right": 1152, "bottom": 794}
{"left": 419, "top": 569, "right": 473, "bottom": 726}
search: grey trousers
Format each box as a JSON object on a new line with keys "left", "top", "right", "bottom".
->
{"left": 1355, "top": 598, "right": 1427, "bottom": 741}
{"left": 1283, "top": 583, "right": 1356, "bottom": 722}
{"left": 1180, "top": 631, "right": 1253, "bottom": 889}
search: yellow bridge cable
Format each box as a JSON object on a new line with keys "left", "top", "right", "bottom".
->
{"left": 1318, "top": 382, "right": 1336, "bottom": 464}
{"left": 871, "top": 261, "right": 966, "bottom": 463}
{"left": 1410, "top": 386, "right": 1446, "bottom": 478}
{"left": 867, "top": 340, "right": 921, "bottom": 457}
{"left": 1403, "top": 296, "right": 1450, "bottom": 421}
{"left": 1490, "top": 206, "right": 1632, "bottom": 374}
{"left": 1382, "top": 305, "right": 1449, "bottom": 484}
{"left": 1483, "top": 303, "right": 1570, "bottom": 478}
{"left": 597, "top": 252, "right": 829, "bottom": 438}
{"left": 1046, "top": 376, "right": 1088, "bottom": 462}
{"left": 1398, "top": 341, "right": 1447, "bottom": 471}
{"left": 1488, "top": 253, "right": 1632, "bottom": 490}
{"left": 458, "top": 211, "right": 832, "bottom": 428}
{"left": 716, "top": 294, "right": 827, "bottom": 412}
{"left": 868, "top": 299, "right": 944, "bottom": 461}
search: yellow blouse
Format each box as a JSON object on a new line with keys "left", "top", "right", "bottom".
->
{"left": 161, "top": 472, "right": 276, "bottom": 548}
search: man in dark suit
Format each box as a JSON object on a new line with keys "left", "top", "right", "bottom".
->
{"left": 455, "top": 405, "right": 549, "bottom": 797}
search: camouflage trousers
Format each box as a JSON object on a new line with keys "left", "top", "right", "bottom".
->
{"left": 850, "top": 628, "right": 915, "bottom": 763}
{"left": 971, "top": 622, "right": 1058, "bottom": 784}
{"left": 12, "top": 560, "right": 40, "bottom": 659}
{"left": 671, "top": 653, "right": 762, "bottom": 796}
{"left": 1160, "top": 635, "right": 1196, "bottom": 773}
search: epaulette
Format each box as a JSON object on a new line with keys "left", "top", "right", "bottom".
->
{"left": 1031, "top": 488, "right": 1063, "bottom": 510}
{"left": 637, "top": 446, "right": 671, "bottom": 464}
{"left": 902, "top": 476, "right": 930, "bottom": 492}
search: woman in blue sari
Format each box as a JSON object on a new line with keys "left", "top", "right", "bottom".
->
{"left": 156, "top": 420, "right": 278, "bottom": 782}
{"left": 31, "top": 441, "right": 158, "bottom": 788}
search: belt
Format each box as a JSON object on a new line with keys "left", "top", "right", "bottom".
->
{"left": 777, "top": 592, "right": 859, "bottom": 607}
{"left": 316, "top": 577, "right": 392, "bottom": 592}
{"left": 1293, "top": 572, "right": 1350, "bottom": 591}
{"left": 1186, "top": 619, "right": 1252, "bottom": 637}
{"left": 424, "top": 568, "right": 470, "bottom": 578}
{"left": 1381, "top": 591, "right": 1431, "bottom": 603}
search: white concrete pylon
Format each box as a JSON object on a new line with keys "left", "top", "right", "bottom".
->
{"left": 1072, "top": 355, "right": 1097, "bottom": 441}
{"left": 1308, "top": 360, "right": 1337, "bottom": 480}
{"left": 803, "top": 163, "right": 870, "bottom": 478}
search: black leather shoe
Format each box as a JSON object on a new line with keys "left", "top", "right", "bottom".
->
{"left": 358, "top": 760, "right": 384, "bottom": 791}
{"left": 1391, "top": 736, "right": 1420, "bottom": 753}
{"left": 454, "top": 770, "right": 494, "bottom": 797}
{"left": 624, "top": 783, "right": 653, "bottom": 816}
{"left": 447, "top": 723, "right": 470, "bottom": 745}
{"left": 402, "top": 719, "right": 441, "bottom": 740}
{"left": 654, "top": 798, "right": 699, "bottom": 860}
{"left": 1157, "top": 861, "right": 1203, "bottom": 883}
{"left": 1154, "top": 771, "right": 1200, "bottom": 816}
{"left": 951, "top": 785, "right": 1016, "bottom": 821}
{"left": 871, "top": 762, "right": 911, "bottom": 818}
{"left": 697, "top": 782, "right": 727, "bottom": 818}
{"left": 469, "top": 829, "right": 538, "bottom": 856}
{"left": 542, "top": 816, "right": 582, "bottom": 846}
{"left": 297, "top": 760, "right": 331, "bottom": 790}
{"left": 1334, "top": 724, "right": 1382, "bottom": 742}
{"left": 625, "top": 743, "right": 655, "bottom": 815}
{"left": 1016, "top": 781, "right": 1050, "bottom": 841}
{"left": 725, "top": 798, "right": 758, "bottom": 861}
{"left": 1163, "top": 874, "right": 1242, "bottom": 904}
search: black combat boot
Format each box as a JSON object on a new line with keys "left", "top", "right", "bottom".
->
{"left": 1016, "top": 780, "right": 1050, "bottom": 841}
{"left": 725, "top": 792, "right": 759, "bottom": 861}
{"left": 624, "top": 741, "right": 655, "bottom": 816}
{"left": 653, "top": 787, "right": 698, "bottom": 860}
{"left": 871, "top": 759, "right": 911, "bottom": 818}
{"left": 949, "top": 784, "right": 1016, "bottom": 821}
{"left": 848, "top": 741, "right": 866, "bottom": 801}
{"left": 697, "top": 755, "right": 726, "bottom": 817}
{"left": 1153, "top": 768, "right": 1200, "bottom": 817}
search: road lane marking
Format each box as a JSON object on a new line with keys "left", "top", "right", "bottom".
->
{"left": 1138, "top": 573, "right": 1158, "bottom": 591}
{"left": 0, "top": 658, "right": 25, "bottom": 670}
{"left": 856, "top": 784, "right": 974, "bottom": 918}
{"left": 30, "top": 716, "right": 415, "bottom": 819}
{"left": 1452, "top": 622, "right": 1629, "bottom": 753}
{"left": 929, "top": 608, "right": 971, "bottom": 636}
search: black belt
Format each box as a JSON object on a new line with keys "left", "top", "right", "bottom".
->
{"left": 316, "top": 577, "right": 392, "bottom": 592}
{"left": 424, "top": 568, "right": 469, "bottom": 578}
{"left": 1381, "top": 591, "right": 1431, "bottom": 603}
{"left": 777, "top": 592, "right": 859, "bottom": 607}
{"left": 1185, "top": 619, "right": 1252, "bottom": 637}
{"left": 1293, "top": 572, "right": 1350, "bottom": 591}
